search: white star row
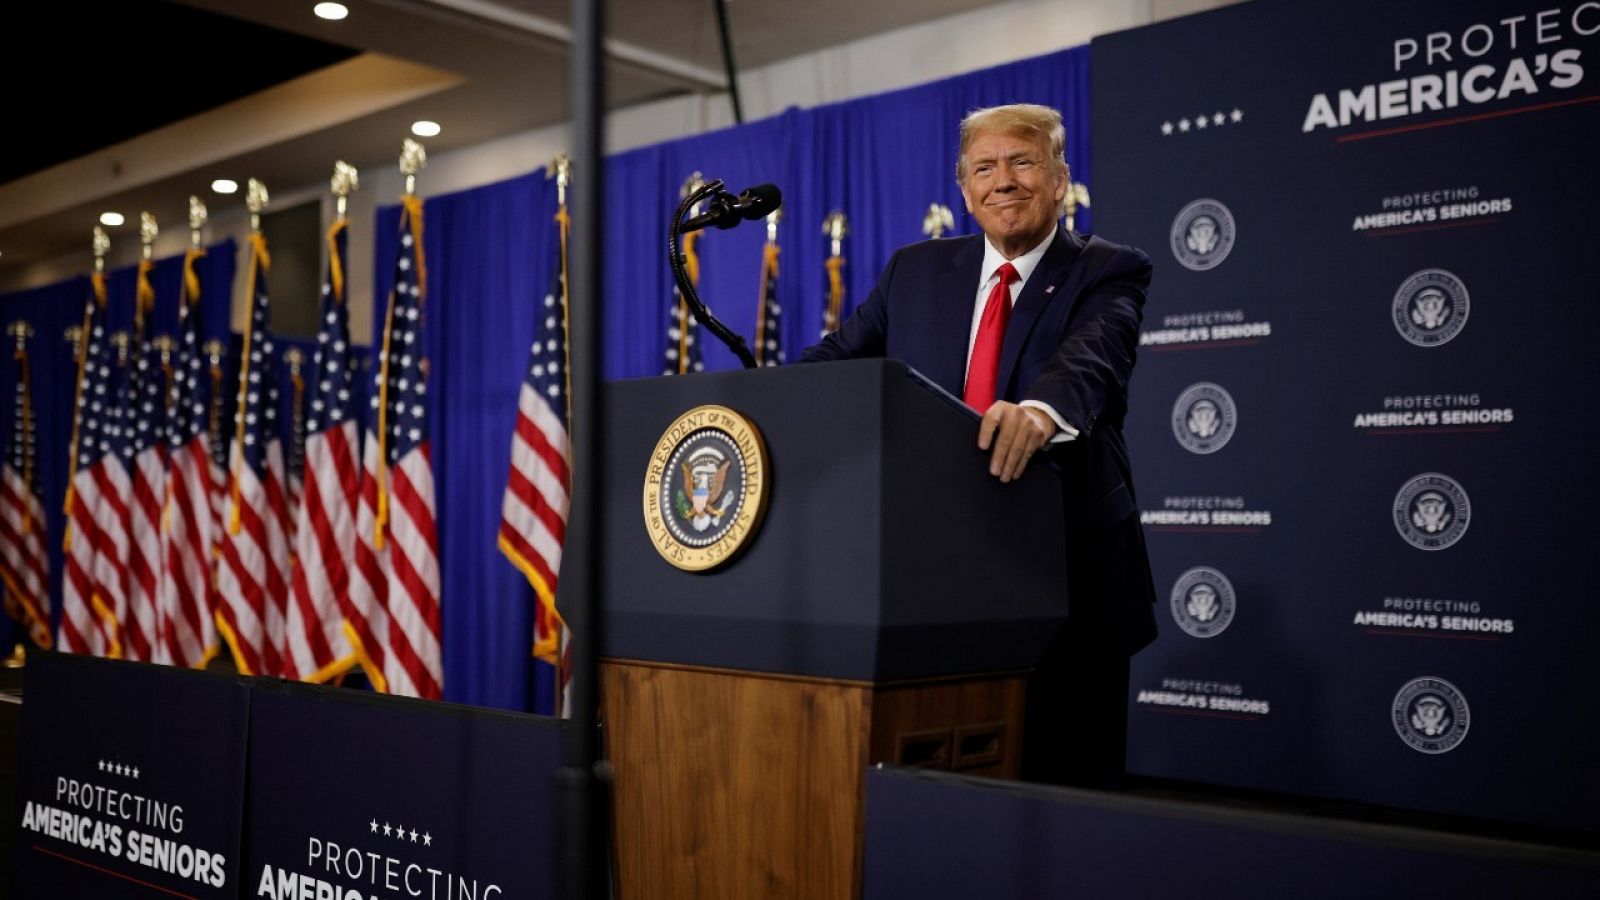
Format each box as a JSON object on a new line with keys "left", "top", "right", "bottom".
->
{"left": 369, "top": 818, "right": 434, "bottom": 846}
{"left": 98, "top": 760, "right": 140, "bottom": 779}
{"left": 1161, "top": 109, "right": 1244, "bottom": 136}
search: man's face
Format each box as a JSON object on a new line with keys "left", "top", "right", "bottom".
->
{"left": 960, "top": 128, "right": 1067, "bottom": 257}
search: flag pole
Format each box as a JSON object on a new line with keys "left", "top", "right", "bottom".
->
{"left": 559, "top": 0, "right": 611, "bottom": 894}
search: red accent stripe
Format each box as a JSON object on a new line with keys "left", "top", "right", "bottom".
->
{"left": 1363, "top": 426, "right": 1502, "bottom": 435}
{"left": 1335, "top": 92, "right": 1600, "bottom": 142}
{"left": 1146, "top": 339, "right": 1263, "bottom": 353}
{"left": 1360, "top": 217, "right": 1498, "bottom": 237}
{"left": 31, "top": 844, "right": 200, "bottom": 899}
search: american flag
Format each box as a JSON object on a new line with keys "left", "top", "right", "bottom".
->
{"left": 121, "top": 260, "right": 165, "bottom": 663}
{"left": 754, "top": 222, "right": 783, "bottom": 366}
{"left": 216, "top": 234, "right": 293, "bottom": 676}
{"left": 284, "top": 219, "right": 358, "bottom": 683}
{"left": 204, "top": 339, "right": 229, "bottom": 561}
{"left": 499, "top": 198, "right": 571, "bottom": 713}
{"left": 0, "top": 324, "right": 51, "bottom": 650}
{"left": 61, "top": 272, "right": 129, "bottom": 657}
{"left": 284, "top": 347, "right": 307, "bottom": 547}
{"left": 662, "top": 228, "right": 704, "bottom": 375}
{"left": 159, "top": 247, "right": 219, "bottom": 669}
{"left": 346, "top": 196, "right": 442, "bottom": 698}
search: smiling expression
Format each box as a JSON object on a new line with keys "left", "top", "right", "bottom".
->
{"left": 959, "top": 128, "right": 1068, "bottom": 259}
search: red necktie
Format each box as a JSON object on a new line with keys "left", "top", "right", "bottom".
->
{"left": 963, "top": 262, "right": 1017, "bottom": 412}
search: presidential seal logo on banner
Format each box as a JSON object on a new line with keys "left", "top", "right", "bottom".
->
{"left": 1392, "top": 269, "right": 1470, "bottom": 347}
{"left": 1170, "top": 566, "right": 1237, "bottom": 638}
{"left": 1392, "top": 676, "right": 1470, "bottom": 755}
{"left": 1393, "top": 472, "right": 1471, "bottom": 551}
{"left": 644, "top": 404, "right": 770, "bottom": 572}
{"left": 1171, "top": 382, "right": 1237, "bottom": 454}
{"left": 1170, "top": 198, "right": 1236, "bottom": 271}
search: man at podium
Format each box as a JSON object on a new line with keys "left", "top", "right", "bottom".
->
{"left": 801, "top": 103, "right": 1157, "bottom": 788}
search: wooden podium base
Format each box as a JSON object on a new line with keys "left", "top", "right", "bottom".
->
{"left": 602, "top": 659, "right": 1025, "bottom": 900}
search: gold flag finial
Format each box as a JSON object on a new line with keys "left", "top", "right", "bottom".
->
{"left": 1064, "top": 182, "right": 1091, "bottom": 232}
{"left": 823, "top": 211, "right": 849, "bottom": 257}
{"left": 400, "top": 139, "right": 427, "bottom": 195}
{"left": 680, "top": 172, "right": 708, "bottom": 218}
{"left": 284, "top": 346, "right": 304, "bottom": 373}
{"left": 549, "top": 154, "right": 572, "bottom": 206}
{"left": 247, "top": 179, "right": 270, "bottom": 231}
{"left": 64, "top": 324, "right": 84, "bottom": 353}
{"left": 8, "top": 320, "right": 34, "bottom": 351}
{"left": 110, "top": 331, "right": 132, "bottom": 366}
{"left": 765, "top": 208, "right": 782, "bottom": 244}
{"left": 922, "top": 203, "right": 954, "bottom": 239}
{"left": 140, "top": 212, "right": 159, "bottom": 258}
{"left": 189, "top": 196, "right": 208, "bottom": 246}
{"left": 152, "top": 334, "right": 176, "bottom": 365}
{"left": 331, "top": 161, "right": 359, "bottom": 219}
{"left": 92, "top": 226, "right": 110, "bottom": 273}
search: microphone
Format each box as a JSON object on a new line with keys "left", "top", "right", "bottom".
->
{"left": 680, "top": 183, "right": 782, "bottom": 233}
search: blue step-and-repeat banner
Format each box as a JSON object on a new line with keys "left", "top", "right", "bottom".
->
{"left": 1094, "top": 0, "right": 1600, "bottom": 830}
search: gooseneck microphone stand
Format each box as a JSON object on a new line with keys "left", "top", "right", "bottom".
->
{"left": 669, "top": 178, "right": 759, "bottom": 370}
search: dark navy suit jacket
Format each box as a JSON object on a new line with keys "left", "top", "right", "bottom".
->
{"left": 802, "top": 227, "right": 1158, "bottom": 653}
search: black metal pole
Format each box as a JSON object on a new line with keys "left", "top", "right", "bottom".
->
{"left": 557, "top": 0, "right": 609, "bottom": 897}
{"left": 713, "top": 0, "right": 743, "bottom": 124}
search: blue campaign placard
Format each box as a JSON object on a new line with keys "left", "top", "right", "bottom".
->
{"left": 862, "top": 768, "right": 1600, "bottom": 899}
{"left": 12, "top": 652, "right": 249, "bottom": 898}
{"left": 241, "top": 680, "right": 566, "bottom": 900}
{"left": 1093, "top": 0, "right": 1600, "bottom": 829}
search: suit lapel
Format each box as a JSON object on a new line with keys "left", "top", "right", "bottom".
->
{"left": 995, "top": 227, "right": 1083, "bottom": 399}
{"left": 925, "top": 235, "right": 986, "bottom": 395}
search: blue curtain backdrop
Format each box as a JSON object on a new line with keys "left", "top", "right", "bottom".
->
{"left": 0, "top": 43, "right": 1089, "bottom": 702}
{"left": 0, "top": 241, "right": 237, "bottom": 649}
{"left": 371, "top": 44, "right": 1092, "bottom": 709}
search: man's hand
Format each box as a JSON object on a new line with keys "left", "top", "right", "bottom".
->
{"left": 977, "top": 401, "right": 1056, "bottom": 483}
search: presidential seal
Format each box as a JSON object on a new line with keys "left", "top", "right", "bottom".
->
{"left": 1392, "top": 268, "right": 1469, "bottom": 347}
{"left": 1170, "top": 198, "right": 1236, "bottom": 271}
{"left": 1392, "top": 676, "right": 1470, "bottom": 754}
{"left": 1171, "top": 382, "right": 1237, "bottom": 454}
{"left": 643, "top": 405, "right": 769, "bottom": 572}
{"left": 1170, "top": 566, "right": 1236, "bottom": 638}
{"left": 1393, "top": 472, "right": 1470, "bottom": 551}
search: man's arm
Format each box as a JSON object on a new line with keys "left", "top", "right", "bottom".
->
{"left": 799, "top": 247, "right": 898, "bottom": 362}
{"left": 980, "top": 244, "right": 1150, "bottom": 481}
{"left": 1022, "top": 246, "right": 1151, "bottom": 438}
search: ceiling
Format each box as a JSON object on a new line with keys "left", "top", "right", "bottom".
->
{"left": 0, "top": 0, "right": 1006, "bottom": 286}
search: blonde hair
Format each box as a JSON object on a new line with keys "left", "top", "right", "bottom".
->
{"left": 955, "top": 104, "right": 1069, "bottom": 187}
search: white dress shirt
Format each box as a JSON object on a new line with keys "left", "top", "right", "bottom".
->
{"left": 964, "top": 230, "right": 1079, "bottom": 442}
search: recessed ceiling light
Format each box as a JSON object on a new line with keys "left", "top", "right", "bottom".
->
{"left": 212, "top": 179, "right": 239, "bottom": 195}
{"left": 100, "top": 212, "right": 125, "bottom": 227}
{"left": 411, "top": 120, "right": 441, "bottom": 138}
{"left": 314, "top": 2, "right": 349, "bottom": 21}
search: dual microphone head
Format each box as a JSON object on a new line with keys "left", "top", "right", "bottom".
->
{"left": 680, "top": 183, "right": 783, "bottom": 233}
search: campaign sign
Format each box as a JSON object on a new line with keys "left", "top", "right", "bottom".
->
{"left": 1094, "top": 0, "right": 1600, "bottom": 830}
{"left": 242, "top": 680, "right": 566, "bottom": 900}
{"left": 12, "top": 652, "right": 249, "bottom": 898}
{"left": 863, "top": 767, "right": 1600, "bottom": 899}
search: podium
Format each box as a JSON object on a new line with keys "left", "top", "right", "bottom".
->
{"left": 598, "top": 359, "right": 1069, "bottom": 900}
